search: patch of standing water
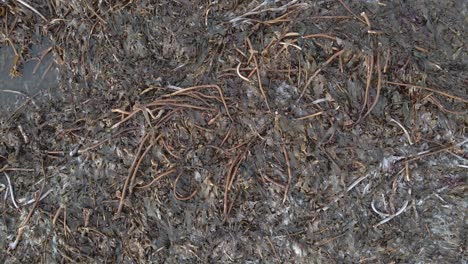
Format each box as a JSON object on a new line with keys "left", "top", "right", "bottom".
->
{"left": 0, "top": 39, "right": 58, "bottom": 114}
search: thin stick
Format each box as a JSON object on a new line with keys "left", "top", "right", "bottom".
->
{"left": 262, "top": 173, "right": 286, "bottom": 189}
{"left": 161, "top": 138, "right": 180, "bottom": 159}
{"left": 390, "top": 118, "right": 413, "bottom": 145}
{"left": 310, "top": 15, "right": 352, "bottom": 20}
{"left": 9, "top": 167, "right": 46, "bottom": 250}
{"left": 359, "top": 55, "right": 374, "bottom": 118}
{"left": 360, "top": 12, "right": 371, "bottom": 28}
{"left": 52, "top": 207, "right": 62, "bottom": 226}
{"left": 4, "top": 172, "right": 19, "bottom": 209}
{"left": 146, "top": 102, "right": 212, "bottom": 111}
{"left": 224, "top": 145, "right": 250, "bottom": 218}
{"left": 315, "top": 233, "right": 346, "bottom": 246}
{"left": 16, "top": 0, "right": 48, "bottom": 22}
{"left": 129, "top": 139, "right": 156, "bottom": 194}
{"left": 163, "top": 85, "right": 232, "bottom": 120}
{"left": 173, "top": 173, "right": 198, "bottom": 201}
{"left": 247, "top": 37, "right": 271, "bottom": 112}
{"left": 63, "top": 206, "right": 67, "bottom": 236}
{"left": 220, "top": 128, "right": 232, "bottom": 147}
{"left": 115, "top": 133, "right": 150, "bottom": 216}
{"left": 425, "top": 95, "right": 465, "bottom": 115}
{"left": 386, "top": 81, "right": 468, "bottom": 103}
{"left": 361, "top": 53, "right": 382, "bottom": 121}
{"left": 347, "top": 174, "right": 369, "bottom": 192}
{"left": 263, "top": 32, "right": 300, "bottom": 53}
{"left": 281, "top": 142, "right": 292, "bottom": 203}
{"left": 2, "top": 167, "right": 35, "bottom": 172}
{"left": 302, "top": 34, "right": 337, "bottom": 41}
{"left": 7, "top": 91, "right": 41, "bottom": 122}
{"left": 228, "top": 152, "right": 245, "bottom": 191}
{"left": 371, "top": 200, "right": 390, "bottom": 218}
{"left": 134, "top": 169, "right": 176, "bottom": 190}
{"left": 295, "top": 111, "right": 323, "bottom": 120}
{"left": 403, "top": 139, "right": 468, "bottom": 163}
{"left": 373, "top": 200, "right": 409, "bottom": 228}
{"left": 84, "top": 1, "right": 107, "bottom": 25}
{"left": 405, "top": 162, "right": 410, "bottom": 182}
{"left": 111, "top": 109, "right": 141, "bottom": 129}
{"left": 224, "top": 153, "right": 241, "bottom": 216}
{"left": 19, "top": 189, "right": 52, "bottom": 206}
{"left": 236, "top": 62, "right": 250, "bottom": 82}
{"left": 298, "top": 50, "right": 344, "bottom": 101}
{"left": 337, "top": 0, "right": 366, "bottom": 24}
{"left": 383, "top": 48, "right": 390, "bottom": 73}
{"left": 266, "top": 236, "right": 279, "bottom": 259}
{"left": 112, "top": 108, "right": 133, "bottom": 115}
{"left": 263, "top": 10, "right": 296, "bottom": 25}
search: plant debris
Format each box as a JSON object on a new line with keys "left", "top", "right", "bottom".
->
{"left": 0, "top": 0, "right": 466, "bottom": 262}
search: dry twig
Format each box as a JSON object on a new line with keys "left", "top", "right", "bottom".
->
{"left": 247, "top": 37, "right": 271, "bottom": 112}
{"left": 386, "top": 81, "right": 468, "bottom": 104}
{"left": 173, "top": 173, "right": 198, "bottom": 201}
{"left": 9, "top": 166, "right": 46, "bottom": 250}
{"left": 115, "top": 133, "right": 151, "bottom": 216}
{"left": 298, "top": 50, "right": 345, "bottom": 101}
{"left": 281, "top": 142, "right": 292, "bottom": 203}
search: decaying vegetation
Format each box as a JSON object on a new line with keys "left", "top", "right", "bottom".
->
{"left": 0, "top": 0, "right": 466, "bottom": 262}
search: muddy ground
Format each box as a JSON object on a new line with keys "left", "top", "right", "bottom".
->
{"left": 0, "top": 0, "right": 467, "bottom": 263}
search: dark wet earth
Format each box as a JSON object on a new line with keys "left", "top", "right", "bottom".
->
{"left": 0, "top": 1, "right": 467, "bottom": 263}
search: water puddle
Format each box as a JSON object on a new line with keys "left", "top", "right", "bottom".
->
{"left": 0, "top": 40, "right": 59, "bottom": 114}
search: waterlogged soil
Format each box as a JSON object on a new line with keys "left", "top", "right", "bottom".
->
{"left": 0, "top": 1, "right": 466, "bottom": 263}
